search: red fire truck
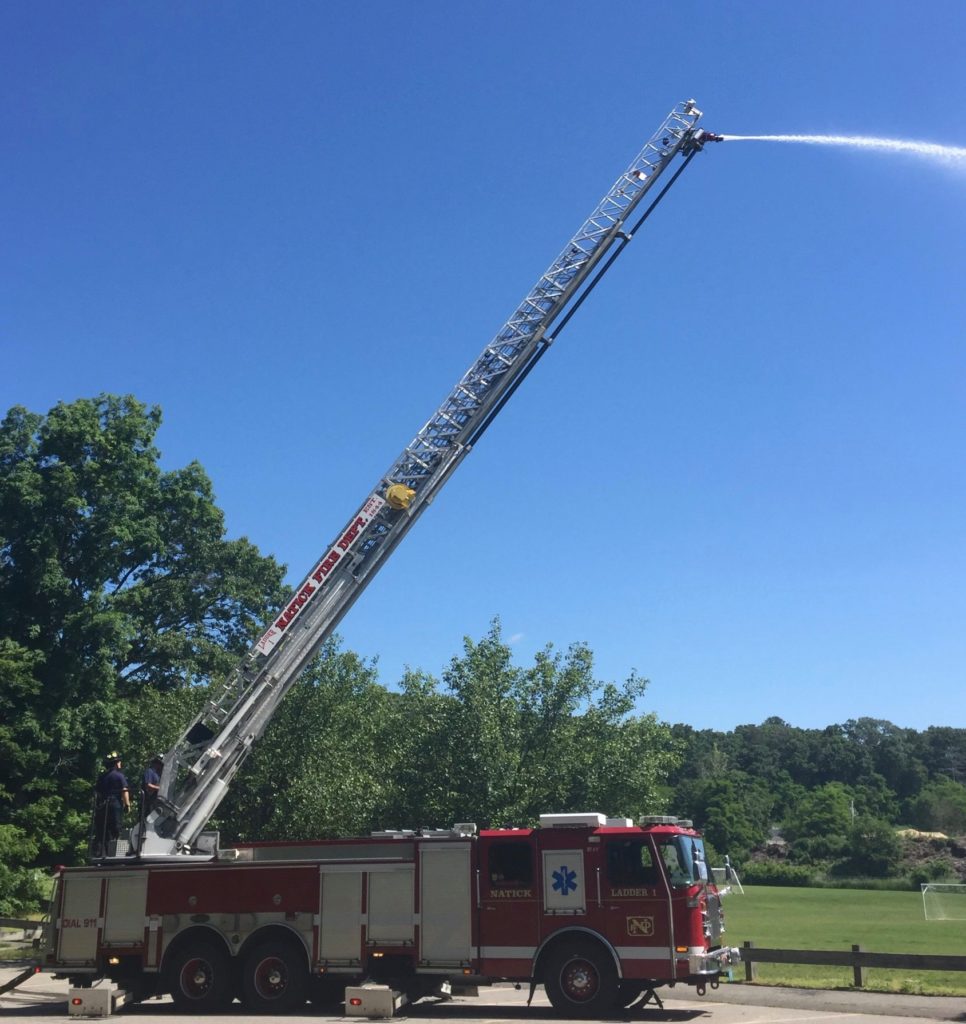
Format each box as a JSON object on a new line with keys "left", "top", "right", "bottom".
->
{"left": 44, "top": 102, "right": 732, "bottom": 1014}
{"left": 46, "top": 813, "right": 737, "bottom": 1014}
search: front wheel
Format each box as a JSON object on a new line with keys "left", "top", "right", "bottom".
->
{"left": 544, "top": 939, "right": 618, "bottom": 1017}
{"left": 163, "top": 939, "right": 234, "bottom": 1013}
{"left": 240, "top": 939, "right": 309, "bottom": 1013}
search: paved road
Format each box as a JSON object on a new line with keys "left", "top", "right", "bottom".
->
{"left": 1, "top": 970, "right": 962, "bottom": 1024}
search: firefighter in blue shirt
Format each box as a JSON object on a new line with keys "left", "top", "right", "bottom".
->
{"left": 93, "top": 753, "right": 130, "bottom": 857}
{"left": 140, "top": 756, "right": 163, "bottom": 818}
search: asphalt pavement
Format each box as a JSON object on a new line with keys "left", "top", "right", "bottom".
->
{"left": 1, "top": 968, "right": 963, "bottom": 1024}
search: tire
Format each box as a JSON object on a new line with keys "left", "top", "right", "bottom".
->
{"left": 544, "top": 939, "right": 618, "bottom": 1017}
{"left": 164, "top": 938, "right": 234, "bottom": 1013}
{"left": 241, "top": 938, "right": 309, "bottom": 1013}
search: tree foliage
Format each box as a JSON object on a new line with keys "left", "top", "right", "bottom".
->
{"left": 228, "top": 622, "right": 680, "bottom": 839}
{"left": 0, "top": 395, "right": 286, "bottom": 871}
{"left": 667, "top": 718, "right": 966, "bottom": 882}
{"left": 905, "top": 777, "right": 966, "bottom": 834}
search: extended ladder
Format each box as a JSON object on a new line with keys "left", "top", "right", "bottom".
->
{"left": 138, "top": 100, "right": 715, "bottom": 856}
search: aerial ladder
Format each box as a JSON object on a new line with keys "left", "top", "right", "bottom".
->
{"left": 130, "top": 100, "right": 720, "bottom": 859}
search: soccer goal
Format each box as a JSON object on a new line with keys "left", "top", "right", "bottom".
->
{"left": 921, "top": 882, "right": 966, "bottom": 920}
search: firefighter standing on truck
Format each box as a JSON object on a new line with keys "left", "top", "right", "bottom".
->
{"left": 93, "top": 753, "right": 130, "bottom": 857}
{"left": 140, "top": 755, "right": 163, "bottom": 817}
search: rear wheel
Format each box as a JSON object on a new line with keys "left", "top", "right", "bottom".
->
{"left": 164, "top": 939, "right": 234, "bottom": 1013}
{"left": 241, "top": 938, "right": 309, "bottom": 1013}
{"left": 544, "top": 939, "right": 618, "bottom": 1017}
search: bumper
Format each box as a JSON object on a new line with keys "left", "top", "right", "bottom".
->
{"left": 689, "top": 945, "right": 741, "bottom": 975}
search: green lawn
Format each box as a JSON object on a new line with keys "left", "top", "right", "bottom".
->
{"left": 721, "top": 886, "right": 966, "bottom": 995}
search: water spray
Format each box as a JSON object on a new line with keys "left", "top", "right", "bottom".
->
{"left": 718, "top": 133, "right": 966, "bottom": 169}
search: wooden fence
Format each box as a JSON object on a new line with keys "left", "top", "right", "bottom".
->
{"left": 741, "top": 941, "right": 966, "bottom": 987}
{"left": 0, "top": 918, "right": 41, "bottom": 932}
{"left": 0, "top": 918, "right": 42, "bottom": 966}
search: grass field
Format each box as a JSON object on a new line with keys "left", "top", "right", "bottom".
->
{"left": 722, "top": 886, "right": 966, "bottom": 995}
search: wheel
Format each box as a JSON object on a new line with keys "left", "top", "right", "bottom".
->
{"left": 241, "top": 938, "right": 309, "bottom": 1013}
{"left": 163, "top": 938, "right": 234, "bottom": 1013}
{"left": 544, "top": 939, "right": 618, "bottom": 1017}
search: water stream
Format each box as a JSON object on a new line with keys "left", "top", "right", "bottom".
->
{"left": 719, "top": 134, "right": 966, "bottom": 169}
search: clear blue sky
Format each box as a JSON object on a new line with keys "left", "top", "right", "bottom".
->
{"left": 4, "top": 2, "right": 965, "bottom": 732}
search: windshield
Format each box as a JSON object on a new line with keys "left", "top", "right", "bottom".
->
{"left": 658, "top": 835, "right": 708, "bottom": 887}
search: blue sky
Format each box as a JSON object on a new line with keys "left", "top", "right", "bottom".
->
{"left": 4, "top": 2, "right": 965, "bottom": 732}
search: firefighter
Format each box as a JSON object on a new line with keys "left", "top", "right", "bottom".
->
{"left": 93, "top": 752, "right": 130, "bottom": 857}
{"left": 140, "top": 755, "right": 163, "bottom": 818}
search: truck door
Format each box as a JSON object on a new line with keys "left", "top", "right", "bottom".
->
{"left": 477, "top": 836, "right": 538, "bottom": 974}
{"left": 589, "top": 835, "right": 671, "bottom": 980}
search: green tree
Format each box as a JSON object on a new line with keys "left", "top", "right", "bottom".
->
{"left": 228, "top": 641, "right": 395, "bottom": 840}
{"left": 842, "top": 718, "right": 926, "bottom": 800}
{"left": 0, "top": 395, "right": 286, "bottom": 869}
{"left": 674, "top": 774, "right": 772, "bottom": 859}
{"left": 233, "top": 622, "right": 680, "bottom": 838}
{"left": 916, "top": 728, "right": 966, "bottom": 786}
{"left": 783, "top": 782, "right": 854, "bottom": 864}
{"left": 833, "top": 815, "right": 902, "bottom": 878}
{"left": 905, "top": 777, "right": 966, "bottom": 834}
{"left": 0, "top": 823, "right": 48, "bottom": 916}
{"left": 422, "top": 622, "right": 678, "bottom": 826}
{"left": 784, "top": 781, "right": 854, "bottom": 839}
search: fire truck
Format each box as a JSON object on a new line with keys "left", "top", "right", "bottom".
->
{"left": 44, "top": 101, "right": 737, "bottom": 1014}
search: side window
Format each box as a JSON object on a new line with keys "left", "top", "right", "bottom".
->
{"left": 606, "top": 839, "right": 658, "bottom": 885}
{"left": 658, "top": 840, "right": 690, "bottom": 887}
{"left": 487, "top": 842, "right": 533, "bottom": 887}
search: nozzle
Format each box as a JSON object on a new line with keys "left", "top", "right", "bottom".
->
{"left": 680, "top": 129, "right": 724, "bottom": 155}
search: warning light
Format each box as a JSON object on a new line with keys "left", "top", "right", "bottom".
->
{"left": 71, "top": 997, "right": 83, "bottom": 1005}
{"left": 676, "top": 945, "right": 689, "bottom": 953}
{"left": 349, "top": 997, "right": 363, "bottom": 1006}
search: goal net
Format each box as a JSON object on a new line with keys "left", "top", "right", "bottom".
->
{"left": 921, "top": 883, "right": 966, "bottom": 920}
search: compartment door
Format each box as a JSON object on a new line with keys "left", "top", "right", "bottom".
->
{"left": 419, "top": 843, "right": 471, "bottom": 963}
{"left": 320, "top": 868, "right": 364, "bottom": 962}
{"left": 542, "top": 849, "right": 585, "bottom": 914}
{"left": 57, "top": 875, "right": 103, "bottom": 963}
{"left": 367, "top": 865, "right": 415, "bottom": 945}
{"left": 103, "top": 873, "right": 148, "bottom": 945}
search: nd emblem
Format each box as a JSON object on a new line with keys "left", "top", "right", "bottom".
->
{"left": 626, "top": 916, "right": 655, "bottom": 937}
